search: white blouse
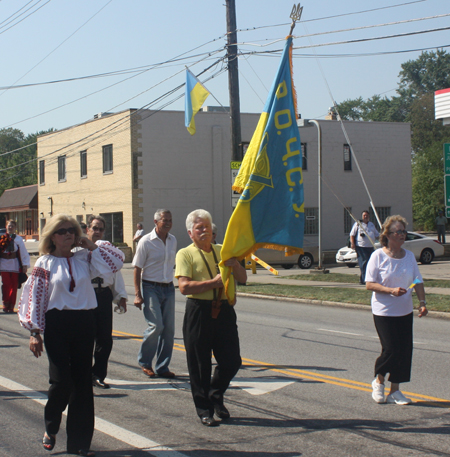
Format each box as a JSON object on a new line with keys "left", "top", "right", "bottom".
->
{"left": 365, "top": 248, "right": 422, "bottom": 317}
{"left": 18, "top": 241, "right": 124, "bottom": 332}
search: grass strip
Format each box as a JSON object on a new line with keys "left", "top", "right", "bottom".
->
{"left": 284, "top": 273, "right": 450, "bottom": 288}
{"left": 237, "top": 283, "right": 450, "bottom": 313}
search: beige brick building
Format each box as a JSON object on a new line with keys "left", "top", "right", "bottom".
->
{"left": 37, "top": 109, "right": 413, "bottom": 251}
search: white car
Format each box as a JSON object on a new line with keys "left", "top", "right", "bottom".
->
{"left": 336, "top": 231, "right": 444, "bottom": 267}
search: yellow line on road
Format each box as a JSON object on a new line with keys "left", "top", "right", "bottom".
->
{"left": 113, "top": 330, "right": 450, "bottom": 406}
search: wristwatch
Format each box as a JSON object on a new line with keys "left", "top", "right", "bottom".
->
{"left": 30, "top": 331, "right": 40, "bottom": 338}
{"left": 419, "top": 300, "right": 427, "bottom": 306}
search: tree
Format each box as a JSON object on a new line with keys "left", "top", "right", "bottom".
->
{"left": 0, "top": 127, "right": 54, "bottom": 197}
{"left": 336, "top": 50, "right": 450, "bottom": 230}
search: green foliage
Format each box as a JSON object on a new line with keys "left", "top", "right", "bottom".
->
{"left": 336, "top": 50, "right": 450, "bottom": 230}
{"left": 0, "top": 127, "right": 54, "bottom": 197}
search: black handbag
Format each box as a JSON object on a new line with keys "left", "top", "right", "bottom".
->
{"left": 16, "top": 245, "right": 28, "bottom": 289}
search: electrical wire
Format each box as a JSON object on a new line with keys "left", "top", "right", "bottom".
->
{"left": 0, "top": 0, "right": 52, "bottom": 35}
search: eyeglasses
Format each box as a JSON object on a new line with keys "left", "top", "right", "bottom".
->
{"left": 389, "top": 230, "right": 407, "bottom": 236}
{"left": 91, "top": 226, "right": 105, "bottom": 232}
{"left": 54, "top": 227, "right": 76, "bottom": 236}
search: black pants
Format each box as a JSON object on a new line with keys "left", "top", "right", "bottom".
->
{"left": 373, "top": 312, "right": 413, "bottom": 384}
{"left": 44, "top": 308, "right": 95, "bottom": 453}
{"left": 92, "top": 287, "right": 114, "bottom": 381}
{"left": 183, "top": 298, "right": 241, "bottom": 418}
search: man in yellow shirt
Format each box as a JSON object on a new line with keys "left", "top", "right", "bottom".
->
{"left": 175, "top": 209, "right": 247, "bottom": 427}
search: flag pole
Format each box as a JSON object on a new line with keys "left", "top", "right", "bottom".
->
{"left": 289, "top": 3, "right": 303, "bottom": 36}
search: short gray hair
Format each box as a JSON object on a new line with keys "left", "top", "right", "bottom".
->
{"left": 186, "top": 209, "right": 212, "bottom": 232}
{"left": 154, "top": 209, "right": 171, "bottom": 221}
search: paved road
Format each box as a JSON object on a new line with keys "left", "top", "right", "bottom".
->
{"left": 1, "top": 266, "right": 450, "bottom": 456}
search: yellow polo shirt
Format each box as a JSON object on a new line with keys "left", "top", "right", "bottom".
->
{"left": 175, "top": 243, "right": 222, "bottom": 300}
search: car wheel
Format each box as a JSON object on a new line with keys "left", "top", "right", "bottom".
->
{"left": 419, "top": 248, "right": 434, "bottom": 264}
{"left": 347, "top": 264, "right": 357, "bottom": 268}
{"left": 298, "top": 253, "right": 313, "bottom": 269}
{"left": 282, "top": 264, "right": 294, "bottom": 270}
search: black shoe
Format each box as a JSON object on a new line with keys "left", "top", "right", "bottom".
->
{"left": 214, "top": 403, "right": 230, "bottom": 419}
{"left": 201, "top": 415, "right": 219, "bottom": 427}
{"left": 92, "top": 378, "right": 110, "bottom": 389}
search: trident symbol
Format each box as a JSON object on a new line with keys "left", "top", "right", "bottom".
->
{"left": 289, "top": 4, "right": 303, "bottom": 35}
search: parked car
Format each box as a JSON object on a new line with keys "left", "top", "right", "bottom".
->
{"left": 254, "top": 240, "right": 318, "bottom": 270}
{"left": 335, "top": 231, "right": 444, "bottom": 267}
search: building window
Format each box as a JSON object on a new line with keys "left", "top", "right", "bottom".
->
{"left": 301, "top": 143, "right": 307, "bottom": 171}
{"left": 80, "top": 150, "right": 87, "bottom": 178}
{"left": 100, "top": 211, "right": 123, "bottom": 243}
{"left": 304, "top": 207, "right": 318, "bottom": 235}
{"left": 39, "top": 160, "right": 45, "bottom": 185}
{"left": 344, "top": 207, "right": 353, "bottom": 234}
{"left": 370, "top": 207, "right": 391, "bottom": 230}
{"left": 58, "top": 155, "right": 66, "bottom": 182}
{"left": 103, "top": 144, "right": 113, "bottom": 174}
{"left": 343, "top": 144, "right": 352, "bottom": 171}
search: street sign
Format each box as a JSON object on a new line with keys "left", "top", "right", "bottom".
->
{"left": 446, "top": 174, "right": 450, "bottom": 207}
{"left": 231, "top": 161, "right": 242, "bottom": 207}
{"left": 444, "top": 143, "right": 450, "bottom": 174}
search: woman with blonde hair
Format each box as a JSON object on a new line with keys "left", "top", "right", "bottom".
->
{"left": 366, "top": 215, "right": 428, "bottom": 405}
{"left": 0, "top": 219, "right": 30, "bottom": 313}
{"left": 18, "top": 214, "right": 124, "bottom": 456}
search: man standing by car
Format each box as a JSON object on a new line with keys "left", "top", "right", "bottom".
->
{"left": 133, "top": 209, "right": 177, "bottom": 378}
{"left": 435, "top": 210, "right": 447, "bottom": 244}
{"left": 87, "top": 215, "right": 128, "bottom": 389}
{"left": 350, "top": 210, "right": 379, "bottom": 285}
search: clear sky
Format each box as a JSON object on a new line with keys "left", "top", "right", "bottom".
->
{"left": 0, "top": 0, "right": 449, "bottom": 136}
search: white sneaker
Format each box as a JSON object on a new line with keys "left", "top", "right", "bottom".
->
{"left": 372, "top": 378, "right": 385, "bottom": 403}
{"left": 387, "top": 391, "right": 412, "bottom": 405}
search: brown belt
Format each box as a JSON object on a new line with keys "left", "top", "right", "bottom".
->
{"left": 0, "top": 252, "right": 17, "bottom": 259}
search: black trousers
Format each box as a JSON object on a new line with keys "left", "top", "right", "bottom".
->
{"left": 183, "top": 298, "right": 241, "bottom": 418}
{"left": 373, "top": 312, "right": 413, "bottom": 384}
{"left": 92, "top": 287, "right": 114, "bottom": 381}
{"left": 44, "top": 308, "right": 95, "bottom": 453}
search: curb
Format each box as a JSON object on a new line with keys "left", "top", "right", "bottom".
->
{"left": 236, "top": 292, "right": 450, "bottom": 320}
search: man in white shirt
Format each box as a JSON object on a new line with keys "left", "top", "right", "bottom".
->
{"left": 87, "top": 215, "right": 128, "bottom": 389}
{"left": 133, "top": 209, "right": 177, "bottom": 378}
{"left": 133, "top": 223, "right": 145, "bottom": 245}
{"left": 350, "top": 210, "right": 379, "bottom": 285}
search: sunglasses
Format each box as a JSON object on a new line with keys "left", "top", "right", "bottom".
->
{"left": 54, "top": 227, "right": 76, "bottom": 236}
{"left": 91, "top": 226, "right": 105, "bottom": 232}
{"left": 389, "top": 230, "right": 407, "bottom": 236}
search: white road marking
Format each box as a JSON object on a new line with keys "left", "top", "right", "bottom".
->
{"left": 0, "top": 375, "right": 187, "bottom": 457}
{"left": 230, "top": 377, "right": 294, "bottom": 395}
{"left": 107, "top": 376, "right": 294, "bottom": 396}
{"left": 318, "top": 328, "right": 362, "bottom": 336}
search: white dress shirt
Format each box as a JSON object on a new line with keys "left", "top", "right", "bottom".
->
{"left": 132, "top": 228, "right": 177, "bottom": 283}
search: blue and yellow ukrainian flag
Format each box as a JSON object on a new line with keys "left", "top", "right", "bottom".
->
{"left": 185, "top": 69, "right": 210, "bottom": 135}
{"left": 220, "top": 36, "right": 305, "bottom": 304}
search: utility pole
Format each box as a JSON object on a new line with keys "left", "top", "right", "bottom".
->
{"left": 226, "top": 0, "right": 242, "bottom": 161}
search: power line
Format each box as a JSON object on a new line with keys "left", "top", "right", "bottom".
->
{"left": 0, "top": 0, "right": 52, "bottom": 35}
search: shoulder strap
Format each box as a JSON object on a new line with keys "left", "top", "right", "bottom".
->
{"left": 197, "top": 247, "right": 221, "bottom": 301}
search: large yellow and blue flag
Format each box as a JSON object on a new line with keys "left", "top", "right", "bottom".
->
{"left": 185, "top": 69, "right": 210, "bottom": 135}
{"left": 220, "top": 36, "right": 304, "bottom": 304}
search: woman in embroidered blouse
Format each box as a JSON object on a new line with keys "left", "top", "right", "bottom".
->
{"left": 0, "top": 220, "right": 30, "bottom": 313}
{"left": 18, "top": 214, "right": 124, "bottom": 457}
{"left": 366, "top": 215, "right": 427, "bottom": 406}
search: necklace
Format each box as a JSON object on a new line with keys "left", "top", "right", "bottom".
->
{"left": 386, "top": 248, "right": 402, "bottom": 258}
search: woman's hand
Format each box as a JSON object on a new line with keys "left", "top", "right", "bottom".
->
{"left": 418, "top": 305, "right": 428, "bottom": 318}
{"left": 77, "top": 237, "right": 97, "bottom": 251}
{"left": 391, "top": 287, "right": 407, "bottom": 297}
{"left": 30, "top": 334, "right": 43, "bottom": 358}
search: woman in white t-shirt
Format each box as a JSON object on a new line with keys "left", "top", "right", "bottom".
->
{"left": 365, "top": 215, "right": 428, "bottom": 405}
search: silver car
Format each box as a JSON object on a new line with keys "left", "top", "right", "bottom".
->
{"left": 254, "top": 240, "right": 318, "bottom": 270}
{"left": 336, "top": 231, "right": 444, "bottom": 267}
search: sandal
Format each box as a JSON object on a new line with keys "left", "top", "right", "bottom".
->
{"left": 42, "top": 433, "right": 56, "bottom": 451}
